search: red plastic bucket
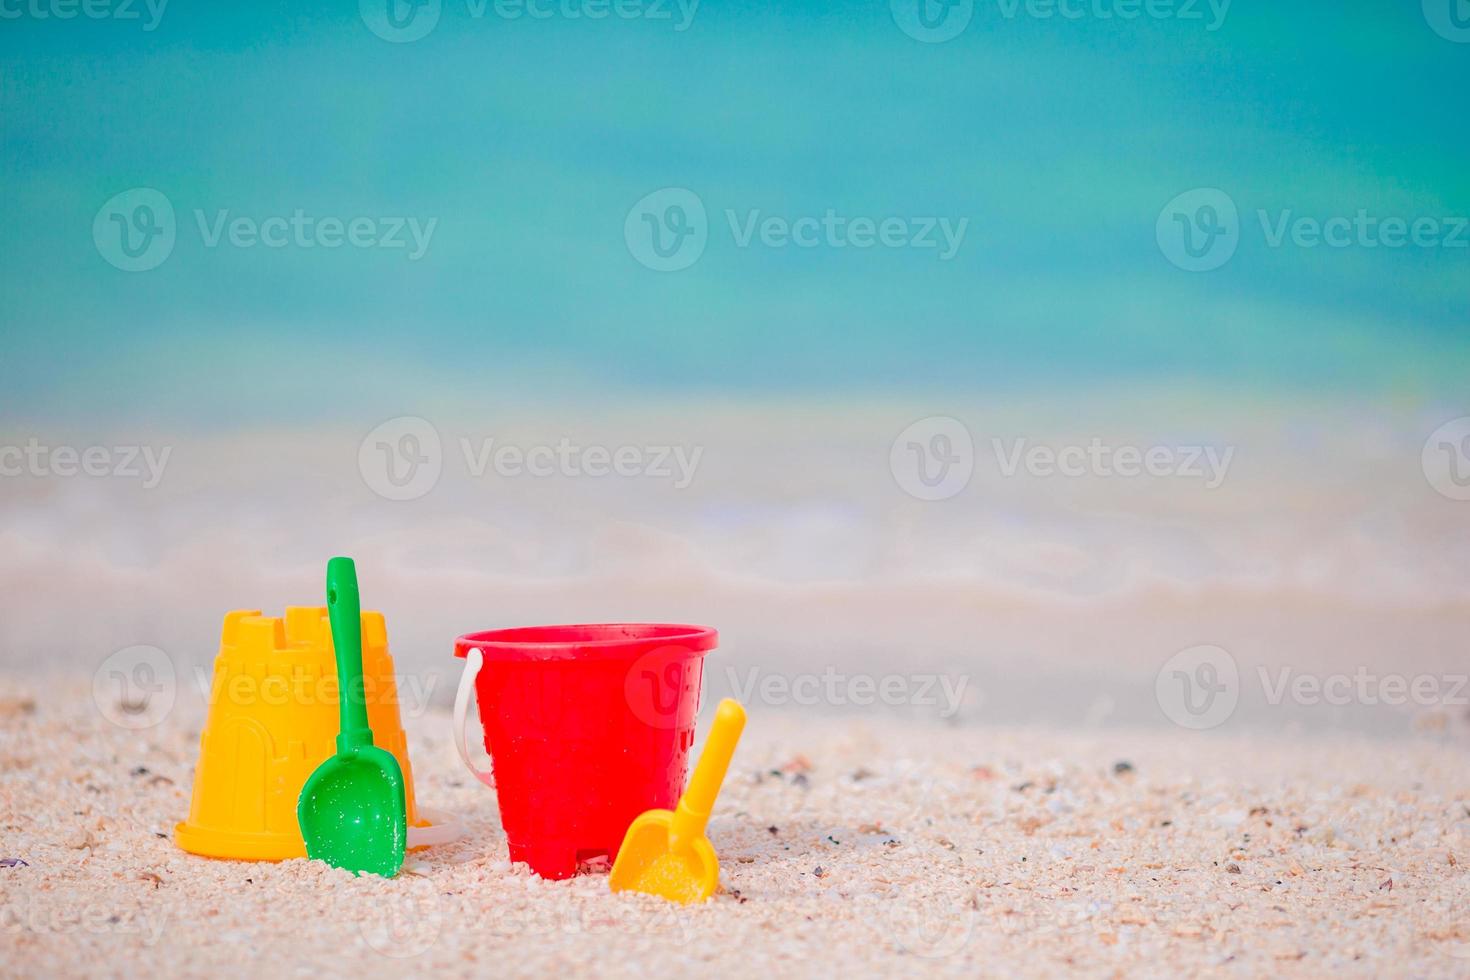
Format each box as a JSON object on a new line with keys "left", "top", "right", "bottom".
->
{"left": 452, "top": 623, "right": 716, "bottom": 880}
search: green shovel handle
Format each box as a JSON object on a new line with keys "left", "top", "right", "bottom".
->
{"left": 327, "top": 556, "right": 373, "bottom": 751}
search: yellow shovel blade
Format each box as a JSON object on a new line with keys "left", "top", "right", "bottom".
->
{"left": 609, "top": 699, "right": 745, "bottom": 905}
{"left": 608, "top": 809, "right": 718, "bottom": 905}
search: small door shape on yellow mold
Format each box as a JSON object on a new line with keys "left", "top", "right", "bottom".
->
{"left": 223, "top": 717, "right": 268, "bottom": 833}
{"left": 174, "top": 607, "right": 420, "bottom": 861}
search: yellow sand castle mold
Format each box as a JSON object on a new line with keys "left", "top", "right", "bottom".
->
{"left": 175, "top": 606, "right": 423, "bottom": 861}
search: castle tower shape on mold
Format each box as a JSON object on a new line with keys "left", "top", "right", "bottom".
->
{"left": 175, "top": 606, "right": 420, "bottom": 861}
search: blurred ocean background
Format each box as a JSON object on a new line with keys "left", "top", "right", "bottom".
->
{"left": 2, "top": 1, "right": 1467, "bottom": 735}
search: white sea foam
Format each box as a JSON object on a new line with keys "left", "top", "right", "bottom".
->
{"left": 3, "top": 397, "right": 1467, "bottom": 732}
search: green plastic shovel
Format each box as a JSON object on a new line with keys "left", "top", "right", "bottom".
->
{"left": 297, "top": 557, "right": 406, "bottom": 877}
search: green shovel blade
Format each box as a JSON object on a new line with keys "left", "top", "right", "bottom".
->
{"left": 298, "top": 746, "right": 406, "bottom": 877}
{"left": 296, "top": 557, "right": 407, "bottom": 877}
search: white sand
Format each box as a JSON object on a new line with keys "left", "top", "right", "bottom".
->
{"left": 2, "top": 677, "right": 1468, "bottom": 978}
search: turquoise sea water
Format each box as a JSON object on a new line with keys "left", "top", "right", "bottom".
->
{"left": 2, "top": 2, "right": 1466, "bottom": 426}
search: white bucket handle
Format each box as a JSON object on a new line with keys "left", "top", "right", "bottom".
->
{"left": 452, "top": 647, "right": 495, "bottom": 788}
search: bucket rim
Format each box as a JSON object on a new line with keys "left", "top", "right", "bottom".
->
{"left": 454, "top": 622, "right": 717, "bottom": 662}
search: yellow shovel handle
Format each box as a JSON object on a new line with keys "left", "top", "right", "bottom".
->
{"left": 671, "top": 699, "right": 746, "bottom": 844}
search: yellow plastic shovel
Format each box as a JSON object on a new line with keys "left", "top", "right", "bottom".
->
{"left": 609, "top": 698, "right": 746, "bottom": 904}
